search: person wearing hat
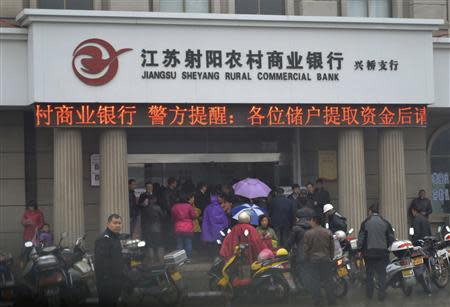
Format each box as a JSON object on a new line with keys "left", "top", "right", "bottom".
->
{"left": 323, "top": 204, "right": 347, "bottom": 234}
{"left": 219, "top": 211, "right": 268, "bottom": 264}
{"left": 286, "top": 207, "right": 314, "bottom": 290}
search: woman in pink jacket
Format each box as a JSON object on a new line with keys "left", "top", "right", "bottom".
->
{"left": 171, "top": 190, "right": 198, "bottom": 262}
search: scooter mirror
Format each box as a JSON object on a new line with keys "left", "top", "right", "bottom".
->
{"left": 137, "top": 241, "right": 146, "bottom": 248}
{"left": 24, "top": 241, "right": 33, "bottom": 248}
{"left": 244, "top": 229, "right": 249, "bottom": 237}
{"left": 348, "top": 228, "right": 354, "bottom": 235}
{"left": 409, "top": 227, "right": 415, "bottom": 236}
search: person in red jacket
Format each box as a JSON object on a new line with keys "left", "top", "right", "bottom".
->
{"left": 171, "top": 190, "right": 198, "bottom": 262}
{"left": 220, "top": 211, "right": 268, "bottom": 264}
{"left": 21, "top": 200, "right": 44, "bottom": 243}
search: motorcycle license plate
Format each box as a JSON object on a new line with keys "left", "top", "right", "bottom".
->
{"left": 171, "top": 271, "right": 182, "bottom": 281}
{"left": 337, "top": 267, "right": 348, "bottom": 277}
{"left": 402, "top": 269, "right": 414, "bottom": 278}
{"left": 413, "top": 257, "right": 424, "bottom": 265}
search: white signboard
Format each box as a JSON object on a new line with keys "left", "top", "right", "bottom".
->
{"left": 24, "top": 12, "right": 438, "bottom": 104}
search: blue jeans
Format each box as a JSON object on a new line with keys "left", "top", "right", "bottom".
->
{"left": 176, "top": 234, "right": 193, "bottom": 259}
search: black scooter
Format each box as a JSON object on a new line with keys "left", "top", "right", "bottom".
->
{"left": 120, "top": 237, "right": 187, "bottom": 306}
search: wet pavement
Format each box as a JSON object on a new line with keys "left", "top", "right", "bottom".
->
{"left": 183, "top": 284, "right": 449, "bottom": 307}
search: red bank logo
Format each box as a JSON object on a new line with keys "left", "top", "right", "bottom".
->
{"left": 72, "top": 38, "right": 132, "bottom": 86}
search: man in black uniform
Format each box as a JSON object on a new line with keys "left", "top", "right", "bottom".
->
{"left": 95, "top": 214, "right": 124, "bottom": 307}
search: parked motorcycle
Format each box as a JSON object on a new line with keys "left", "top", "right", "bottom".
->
{"left": 333, "top": 255, "right": 349, "bottom": 298}
{"left": 120, "top": 238, "right": 187, "bottom": 306}
{"left": 336, "top": 228, "right": 366, "bottom": 288}
{"left": 406, "top": 227, "right": 433, "bottom": 294}
{"left": 413, "top": 235, "right": 449, "bottom": 289}
{"left": 383, "top": 240, "right": 417, "bottom": 296}
{"left": 22, "top": 233, "right": 72, "bottom": 307}
{"left": 63, "top": 234, "right": 96, "bottom": 304}
{"left": 436, "top": 225, "right": 450, "bottom": 273}
{"left": 0, "top": 251, "right": 18, "bottom": 306}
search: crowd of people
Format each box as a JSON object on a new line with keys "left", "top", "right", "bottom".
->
{"left": 127, "top": 177, "right": 345, "bottom": 263}
{"left": 18, "top": 177, "right": 436, "bottom": 307}
{"left": 125, "top": 177, "right": 436, "bottom": 306}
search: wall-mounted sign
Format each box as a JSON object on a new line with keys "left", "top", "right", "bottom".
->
{"left": 319, "top": 151, "right": 337, "bottom": 181}
{"left": 90, "top": 154, "right": 100, "bottom": 186}
{"left": 35, "top": 103, "right": 427, "bottom": 128}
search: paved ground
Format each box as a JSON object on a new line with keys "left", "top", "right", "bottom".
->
{"left": 184, "top": 281, "right": 449, "bottom": 307}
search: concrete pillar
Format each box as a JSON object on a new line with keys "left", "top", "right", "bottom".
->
{"left": 338, "top": 129, "right": 367, "bottom": 232}
{"left": 379, "top": 129, "right": 407, "bottom": 240}
{"left": 227, "top": 0, "right": 235, "bottom": 14}
{"left": 99, "top": 129, "right": 129, "bottom": 233}
{"left": 53, "top": 129, "right": 84, "bottom": 246}
{"left": 285, "top": 0, "right": 295, "bottom": 15}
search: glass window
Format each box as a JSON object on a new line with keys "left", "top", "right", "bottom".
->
{"left": 160, "top": 0, "right": 209, "bottom": 13}
{"left": 38, "top": 0, "right": 93, "bottom": 10}
{"left": 235, "top": 0, "right": 284, "bottom": 15}
{"left": 430, "top": 128, "right": 450, "bottom": 214}
{"left": 344, "top": 0, "right": 391, "bottom": 17}
{"left": 235, "top": 0, "right": 259, "bottom": 14}
{"left": 38, "top": 0, "right": 65, "bottom": 9}
{"left": 368, "top": 0, "right": 391, "bottom": 17}
{"left": 345, "top": 0, "right": 368, "bottom": 17}
{"left": 160, "top": 0, "right": 184, "bottom": 12}
{"left": 260, "top": 0, "right": 284, "bottom": 15}
{"left": 185, "top": 0, "right": 209, "bottom": 13}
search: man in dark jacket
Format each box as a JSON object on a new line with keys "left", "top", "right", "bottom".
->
{"left": 313, "top": 179, "right": 331, "bottom": 224}
{"left": 286, "top": 207, "right": 314, "bottom": 289}
{"left": 408, "top": 189, "right": 433, "bottom": 219}
{"left": 269, "top": 187, "right": 295, "bottom": 246}
{"left": 303, "top": 213, "right": 336, "bottom": 306}
{"left": 357, "top": 204, "right": 395, "bottom": 301}
{"left": 161, "top": 177, "right": 179, "bottom": 214}
{"left": 195, "top": 182, "right": 210, "bottom": 212}
{"left": 139, "top": 182, "right": 165, "bottom": 264}
{"left": 411, "top": 206, "right": 432, "bottom": 243}
{"left": 288, "top": 183, "right": 301, "bottom": 208}
{"left": 95, "top": 214, "right": 124, "bottom": 307}
{"left": 323, "top": 204, "right": 347, "bottom": 233}
{"left": 128, "top": 179, "right": 138, "bottom": 235}
{"left": 161, "top": 177, "right": 178, "bottom": 249}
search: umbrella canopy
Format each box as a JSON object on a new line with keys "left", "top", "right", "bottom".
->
{"left": 232, "top": 178, "right": 271, "bottom": 199}
{"left": 232, "top": 204, "right": 267, "bottom": 226}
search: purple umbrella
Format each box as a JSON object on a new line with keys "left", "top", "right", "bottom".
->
{"left": 232, "top": 178, "right": 272, "bottom": 199}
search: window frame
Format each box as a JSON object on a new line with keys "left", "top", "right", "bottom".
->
{"left": 183, "top": 0, "right": 211, "bottom": 13}
{"left": 235, "top": 0, "right": 285, "bottom": 15}
{"left": 38, "top": 0, "right": 94, "bottom": 10}
{"left": 158, "top": 0, "right": 211, "bottom": 13}
{"left": 341, "top": 0, "right": 392, "bottom": 18}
